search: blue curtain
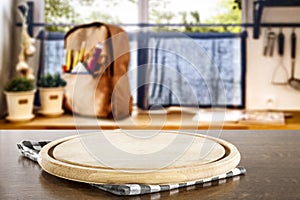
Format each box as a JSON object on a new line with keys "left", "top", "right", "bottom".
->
{"left": 38, "top": 32, "right": 65, "bottom": 75}
{"left": 138, "top": 32, "right": 246, "bottom": 108}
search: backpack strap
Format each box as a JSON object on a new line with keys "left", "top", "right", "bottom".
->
{"left": 104, "top": 24, "right": 114, "bottom": 77}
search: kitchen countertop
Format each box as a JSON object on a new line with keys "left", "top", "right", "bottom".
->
{"left": 0, "top": 130, "right": 299, "bottom": 200}
{"left": 0, "top": 107, "right": 300, "bottom": 129}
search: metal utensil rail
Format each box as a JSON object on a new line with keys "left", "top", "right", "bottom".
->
{"left": 16, "top": 1, "right": 300, "bottom": 39}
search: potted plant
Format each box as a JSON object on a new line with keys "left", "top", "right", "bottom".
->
{"left": 37, "top": 73, "right": 66, "bottom": 116}
{"left": 4, "top": 77, "right": 35, "bottom": 122}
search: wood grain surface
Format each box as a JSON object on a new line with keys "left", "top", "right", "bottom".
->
{"left": 1, "top": 130, "right": 299, "bottom": 200}
{"left": 52, "top": 132, "right": 225, "bottom": 169}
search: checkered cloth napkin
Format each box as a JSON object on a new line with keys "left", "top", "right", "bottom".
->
{"left": 17, "top": 140, "right": 246, "bottom": 196}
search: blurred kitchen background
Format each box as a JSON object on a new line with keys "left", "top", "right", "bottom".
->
{"left": 0, "top": 0, "right": 300, "bottom": 118}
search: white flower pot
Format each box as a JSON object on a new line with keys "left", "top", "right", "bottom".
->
{"left": 4, "top": 90, "right": 35, "bottom": 122}
{"left": 39, "top": 87, "right": 65, "bottom": 117}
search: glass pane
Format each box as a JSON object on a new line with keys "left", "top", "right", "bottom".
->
{"left": 148, "top": 0, "right": 242, "bottom": 33}
{"left": 45, "top": 0, "right": 138, "bottom": 31}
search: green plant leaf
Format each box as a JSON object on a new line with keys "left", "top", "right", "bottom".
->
{"left": 38, "top": 73, "right": 66, "bottom": 88}
{"left": 4, "top": 77, "right": 35, "bottom": 92}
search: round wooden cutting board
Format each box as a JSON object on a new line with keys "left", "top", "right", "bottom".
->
{"left": 38, "top": 130, "right": 240, "bottom": 185}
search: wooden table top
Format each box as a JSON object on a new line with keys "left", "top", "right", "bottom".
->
{"left": 0, "top": 108, "right": 300, "bottom": 130}
{"left": 0, "top": 130, "right": 299, "bottom": 199}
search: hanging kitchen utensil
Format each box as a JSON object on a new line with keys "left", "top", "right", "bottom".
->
{"left": 272, "top": 29, "right": 289, "bottom": 85}
{"left": 263, "top": 28, "right": 269, "bottom": 56}
{"left": 288, "top": 30, "right": 300, "bottom": 90}
{"left": 263, "top": 28, "right": 276, "bottom": 57}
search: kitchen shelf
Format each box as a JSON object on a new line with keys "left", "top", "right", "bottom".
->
{"left": 253, "top": 0, "right": 300, "bottom": 39}
{"left": 0, "top": 108, "right": 300, "bottom": 130}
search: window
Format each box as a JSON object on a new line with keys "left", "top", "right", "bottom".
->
{"left": 41, "top": 0, "right": 245, "bottom": 108}
{"left": 136, "top": 31, "right": 246, "bottom": 109}
{"left": 44, "top": 0, "right": 241, "bottom": 32}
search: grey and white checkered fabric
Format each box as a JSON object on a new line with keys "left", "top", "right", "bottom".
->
{"left": 17, "top": 140, "right": 246, "bottom": 196}
{"left": 17, "top": 141, "right": 50, "bottom": 162}
{"left": 93, "top": 167, "right": 246, "bottom": 195}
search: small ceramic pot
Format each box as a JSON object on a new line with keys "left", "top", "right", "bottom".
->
{"left": 4, "top": 90, "right": 35, "bottom": 122}
{"left": 39, "top": 87, "right": 65, "bottom": 117}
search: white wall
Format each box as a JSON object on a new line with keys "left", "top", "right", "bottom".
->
{"left": 245, "top": 0, "right": 300, "bottom": 111}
